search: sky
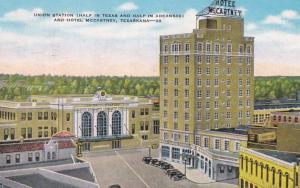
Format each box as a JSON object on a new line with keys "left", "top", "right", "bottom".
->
{"left": 0, "top": 0, "right": 300, "bottom": 76}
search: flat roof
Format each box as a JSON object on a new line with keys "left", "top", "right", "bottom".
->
{"left": 255, "top": 149, "right": 300, "bottom": 163}
{"left": 210, "top": 128, "right": 248, "bottom": 135}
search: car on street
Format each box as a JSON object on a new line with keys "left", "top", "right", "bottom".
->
{"left": 142, "top": 156, "right": 152, "bottom": 164}
{"left": 149, "top": 159, "right": 159, "bottom": 165}
{"left": 171, "top": 172, "right": 186, "bottom": 181}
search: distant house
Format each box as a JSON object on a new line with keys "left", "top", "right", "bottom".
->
{"left": 0, "top": 131, "right": 76, "bottom": 167}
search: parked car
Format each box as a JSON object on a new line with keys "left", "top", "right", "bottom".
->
{"left": 162, "top": 164, "right": 174, "bottom": 172}
{"left": 150, "top": 159, "right": 159, "bottom": 165}
{"left": 153, "top": 160, "right": 162, "bottom": 167}
{"left": 167, "top": 169, "right": 180, "bottom": 177}
{"left": 108, "top": 184, "right": 121, "bottom": 188}
{"left": 159, "top": 162, "right": 169, "bottom": 168}
{"left": 142, "top": 157, "right": 152, "bottom": 164}
{"left": 172, "top": 173, "right": 186, "bottom": 181}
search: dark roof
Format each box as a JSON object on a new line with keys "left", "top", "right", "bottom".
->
{"left": 8, "top": 174, "right": 78, "bottom": 188}
{"left": 0, "top": 159, "right": 74, "bottom": 171}
{"left": 254, "top": 101, "right": 300, "bottom": 110}
{"left": 211, "top": 127, "right": 248, "bottom": 135}
{"left": 255, "top": 149, "right": 300, "bottom": 163}
{"left": 0, "top": 142, "right": 45, "bottom": 154}
{"left": 57, "top": 167, "right": 95, "bottom": 183}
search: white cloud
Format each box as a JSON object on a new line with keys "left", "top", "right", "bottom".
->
{"left": 263, "top": 9, "right": 300, "bottom": 26}
{"left": 0, "top": 8, "right": 43, "bottom": 23}
{"left": 281, "top": 10, "right": 300, "bottom": 20}
{"left": 263, "top": 15, "right": 288, "bottom": 26}
{"left": 117, "top": 2, "right": 138, "bottom": 11}
{"left": 245, "top": 23, "right": 258, "bottom": 31}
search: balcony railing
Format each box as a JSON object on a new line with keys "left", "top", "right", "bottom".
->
{"left": 79, "top": 134, "right": 133, "bottom": 141}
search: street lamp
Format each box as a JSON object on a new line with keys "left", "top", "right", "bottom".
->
{"left": 181, "top": 153, "right": 188, "bottom": 176}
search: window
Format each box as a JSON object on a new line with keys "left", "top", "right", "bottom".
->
{"left": 206, "top": 56, "right": 211, "bottom": 64}
{"left": 44, "top": 112, "right": 48, "bottom": 120}
{"left": 197, "top": 55, "right": 202, "bottom": 64}
{"left": 66, "top": 113, "right": 70, "bottom": 121}
{"left": 174, "top": 100, "right": 178, "bottom": 108}
{"left": 195, "top": 136, "right": 200, "bottom": 146}
{"left": 140, "top": 121, "right": 145, "bottom": 131}
{"left": 163, "top": 56, "right": 168, "bottom": 64}
{"left": 4, "top": 128, "right": 9, "bottom": 140}
{"left": 174, "top": 55, "right": 179, "bottom": 64}
{"left": 51, "top": 112, "right": 57, "bottom": 120}
{"left": 10, "top": 128, "right": 15, "bottom": 140}
{"left": 206, "top": 43, "right": 211, "bottom": 53}
{"left": 214, "top": 101, "right": 219, "bottom": 109}
{"left": 163, "top": 132, "right": 168, "bottom": 140}
{"left": 224, "top": 140, "right": 230, "bottom": 151}
{"left": 142, "top": 135, "right": 148, "bottom": 140}
{"left": 174, "top": 67, "right": 179, "bottom": 75}
{"left": 15, "top": 154, "right": 20, "bottom": 163}
{"left": 185, "top": 43, "right": 190, "bottom": 52}
{"left": 206, "top": 89, "right": 210, "bottom": 98}
{"left": 162, "top": 146, "right": 170, "bottom": 158}
{"left": 227, "top": 44, "right": 232, "bottom": 53}
{"left": 185, "top": 101, "right": 190, "bottom": 109}
{"left": 171, "top": 147, "right": 180, "bottom": 159}
{"left": 145, "top": 121, "right": 149, "bottom": 131}
{"left": 197, "top": 79, "right": 201, "bottom": 86}
{"left": 185, "top": 78, "right": 189, "bottom": 86}
{"left": 214, "top": 139, "right": 220, "bottom": 150}
{"left": 163, "top": 44, "right": 168, "bottom": 53}
{"left": 185, "top": 124, "right": 189, "bottom": 131}
{"left": 185, "top": 112, "right": 190, "bottom": 121}
{"left": 185, "top": 89, "right": 189, "bottom": 98}
{"left": 204, "top": 137, "right": 209, "bottom": 148}
{"left": 153, "top": 120, "right": 160, "bottom": 134}
{"left": 197, "top": 66, "right": 202, "bottom": 75}
{"left": 28, "top": 153, "right": 33, "bottom": 162}
{"left": 21, "top": 128, "right": 26, "bottom": 139}
{"left": 38, "top": 112, "right": 43, "bottom": 120}
{"left": 185, "top": 55, "right": 190, "bottom": 63}
{"left": 235, "top": 142, "right": 241, "bottom": 151}
{"left": 6, "top": 155, "right": 11, "bottom": 164}
{"left": 174, "top": 78, "right": 178, "bottom": 86}
{"left": 44, "top": 131, "right": 48, "bottom": 137}
{"left": 21, "top": 113, "right": 26, "bottom": 121}
{"left": 184, "top": 135, "right": 189, "bottom": 143}
{"left": 163, "top": 78, "right": 168, "bottom": 86}
{"left": 145, "top": 108, "right": 149, "bottom": 115}
{"left": 227, "top": 56, "right": 232, "bottom": 64}
{"left": 27, "top": 127, "right": 32, "bottom": 138}
{"left": 197, "top": 42, "right": 203, "bottom": 52}
{"left": 47, "top": 152, "right": 51, "bottom": 160}
{"left": 28, "top": 112, "right": 32, "bottom": 120}
{"left": 197, "top": 90, "right": 202, "bottom": 98}
{"left": 35, "top": 152, "right": 40, "bottom": 161}
{"left": 214, "top": 56, "right": 219, "bottom": 64}
{"left": 214, "top": 67, "right": 219, "bottom": 75}
{"left": 220, "top": 166, "right": 225, "bottom": 173}
{"left": 214, "top": 44, "right": 220, "bottom": 54}
{"left": 197, "top": 101, "right": 202, "bottom": 109}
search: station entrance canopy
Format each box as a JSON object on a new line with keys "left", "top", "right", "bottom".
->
{"left": 197, "top": 0, "right": 243, "bottom": 18}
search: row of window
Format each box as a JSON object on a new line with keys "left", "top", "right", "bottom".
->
{"left": 163, "top": 100, "right": 251, "bottom": 109}
{"left": 6, "top": 152, "right": 41, "bottom": 164}
{"left": 272, "top": 115, "right": 299, "bottom": 123}
{"left": 0, "top": 111, "right": 16, "bottom": 120}
{"left": 195, "top": 136, "right": 241, "bottom": 152}
{"left": 3, "top": 127, "right": 60, "bottom": 140}
{"left": 240, "top": 155, "right": 296, "bottom": 188}
{"left": 162, "top": 132, "right": 190, "bottom": 143}
{"left": 162, "top": 66, "right": 251, "bottom": 77}
{"left": 131, "top": 108, "right": 150, "bottom": 118}
{"left": 253, "top": 114, "right": 270, "bottom": 123}
{"left": 161, "top": 146, "right": 192, "bottom": 160}
{"left": 162, "top": 88, "right": 252, "bottom": 99}
{"left": 162, "top": 42, "right": 252, "bottom": 54}
{"left": 162, "top": 56, "right": 252, "bottom": 67}
{"left": 21, "top": 112, "right": 70, "bottom": 121}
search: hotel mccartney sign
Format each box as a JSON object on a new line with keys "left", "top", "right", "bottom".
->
{"left": 198, "top": 0, "right": 243, "bottom": 18}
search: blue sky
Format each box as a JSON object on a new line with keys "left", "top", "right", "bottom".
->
{"left": 0, "top": 0, "right": 300, "bottom": 76}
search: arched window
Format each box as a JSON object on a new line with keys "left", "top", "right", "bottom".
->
{"left": 279, "top": 170, "right": 282, "bottom": 188}
{"left": 112, "top": 111, "right": 121, "bottom": 136}
{"left": 82, "top": 112, "right": 92, "bottom": 137}
{"left": 97, "top": 112, "right": 107, "bottom": 136}
{"left": 285, "top": 173, "right": 289, "bottom": 188}
{"left": 250, "top": 159, "right": 253, "bottom": 175}
{"left": 245, "top": 157, "right": 248, "bottom": 172}
{"left": 255, "top": 161, "right": 258, "bottom": 176}
{"left": 240, "top": 155, "right": 244, "bottom": 170}
{"left": 266, "top": 165, "right": 269, "bottom": 182}
{"left": 260, "top": 162, "right": 264, "bottom": 179}
{"left": 272, "top": 167, "right": 276, "bottom": 185}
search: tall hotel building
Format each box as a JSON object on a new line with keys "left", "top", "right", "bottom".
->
{"left": 159, "top": 0, "right": 254, "bottom": 179}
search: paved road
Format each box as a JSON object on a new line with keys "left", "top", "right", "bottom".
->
{"left": 82, "top": 148, "right": 236, "bottom": 188}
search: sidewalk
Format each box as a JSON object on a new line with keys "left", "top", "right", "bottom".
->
{"left": 168, "top": 161, "right": 237, "bottom": 188}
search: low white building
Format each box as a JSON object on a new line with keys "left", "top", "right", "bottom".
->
{"left": 0, "top": 131, "right": 76, "bottom": 167}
